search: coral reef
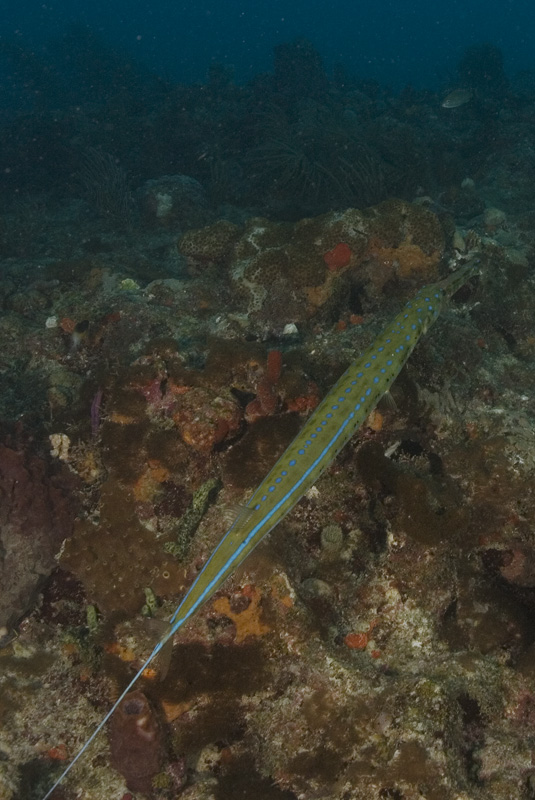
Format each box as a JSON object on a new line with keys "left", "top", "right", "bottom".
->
{"left": 3, "top": 190, "right": 535, "bottom": 800}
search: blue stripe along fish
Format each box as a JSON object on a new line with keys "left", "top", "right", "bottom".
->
{"left": 40, "top": 260, "right": 479, "bottom": 799}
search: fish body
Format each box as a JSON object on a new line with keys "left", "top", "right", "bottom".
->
{"left": 40, "top": 261, "right": 478, "bottom": 799}
{"left": 169, "top": 262, "right": 477, "bottom": 624}
{"left": 442, "top": 88, "right": 473, "bottom": 108}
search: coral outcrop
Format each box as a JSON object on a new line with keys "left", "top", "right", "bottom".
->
{"left": 178, "top": 199, "right": 446, "bottom": 335}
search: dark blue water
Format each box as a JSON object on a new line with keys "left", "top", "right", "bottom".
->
{"left": 2, "top": 0, "right": 534, "bottom": 89}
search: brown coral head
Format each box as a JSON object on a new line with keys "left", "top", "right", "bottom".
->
{"left": 109, "top": 689, "right": 164, "bottom": 792}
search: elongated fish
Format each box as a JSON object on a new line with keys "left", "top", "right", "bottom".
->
{"left": 40, "top": 260, "right": 478, "bottom": 799}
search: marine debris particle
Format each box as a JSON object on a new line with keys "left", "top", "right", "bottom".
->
{"left": 164, "top": 477, "right": 221, "bottom": 560}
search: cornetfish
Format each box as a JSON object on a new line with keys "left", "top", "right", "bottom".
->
{"left": 40, "top": 259, "right": 478, "bottom": 799}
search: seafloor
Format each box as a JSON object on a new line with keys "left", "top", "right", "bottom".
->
{"left": 2, "top": 38, "right": 535, "bottom": 800}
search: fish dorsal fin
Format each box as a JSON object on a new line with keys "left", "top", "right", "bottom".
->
{"left": 221, "top": 503, "right": 255, "bottom": 527}
{"left": 378, "top": 391, "right": 397, "bottom": 413}
{"left": 144, "top": 618, "right": 174, "bottom": 681}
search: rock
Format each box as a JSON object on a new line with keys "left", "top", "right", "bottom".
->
{"left": 0, "top": 444, "right": 74, "bottom": 628}
{"left": 140, "top": 174, "right": 211, "bottom": 229}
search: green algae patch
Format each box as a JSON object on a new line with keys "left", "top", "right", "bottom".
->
{"left": 164, "top": 477, "right": 221, "bottom": 560}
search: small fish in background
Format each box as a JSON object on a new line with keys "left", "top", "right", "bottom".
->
{"left": 70, "top": 319, "right": 90, "bottom": 350}
{"left": 442, "top": 88, "right": 473, "bottom": 108}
